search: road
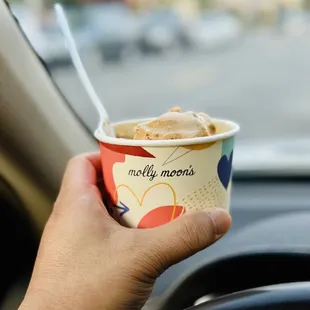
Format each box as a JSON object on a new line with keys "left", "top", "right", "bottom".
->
{"left": 52, "top": 31, "right": 310, "bottom": 142}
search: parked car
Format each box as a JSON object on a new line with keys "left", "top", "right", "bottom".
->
{"left": 10, "top": 4, "right": 90, "bottom": 68}
{"left": 186, "top": 11, "right": 243, "bottom": 52}
{"left": 282, "top": 11, "right": 310, "bottom": 37}
{"left": 138, "top": 8, "right": 189, "bottom": 54}
{"left": 84, "top": 3, "right": 140, "bottom": 62}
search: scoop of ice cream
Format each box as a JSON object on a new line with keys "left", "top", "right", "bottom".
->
{"left": 133, "top": 108, "right": 216, "bottom": 140}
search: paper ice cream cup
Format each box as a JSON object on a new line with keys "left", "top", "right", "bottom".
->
{"left": 94, "top": 118, "right": 240, "bottom": 229}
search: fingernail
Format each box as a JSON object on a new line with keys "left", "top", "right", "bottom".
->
{"left": 206, "top": 208, "right": 231, "bottom": 235}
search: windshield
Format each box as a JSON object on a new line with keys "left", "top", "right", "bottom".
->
{"left": 7, "top": 0, "right": 310, "bottom": 174}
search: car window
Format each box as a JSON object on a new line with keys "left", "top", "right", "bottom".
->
{"left": 7, "top": 0, "right": 310, "bottom": 174}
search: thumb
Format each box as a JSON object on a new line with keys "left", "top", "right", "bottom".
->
{"left": 146, "top": 208, "right": 231, "bottom": 271}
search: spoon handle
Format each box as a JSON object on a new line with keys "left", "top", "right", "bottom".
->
{"left": 54, "top": 3, "right": 110, "bottom": 124}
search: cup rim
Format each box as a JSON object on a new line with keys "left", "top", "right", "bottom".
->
{"left": 94, "top": 118, "right": 240, "bottom": 147}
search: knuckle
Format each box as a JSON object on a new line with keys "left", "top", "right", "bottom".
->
{"left": 179, "top": 217, "right": 201, "bottom": 252}
{"left": 67, "top": 156, "right": 79, "bottom": 168}
{"left": 52, "top": 195, "right": 67, "bottom": 217}
{"left": 148, "top": 235, "right": 170, "bottom": 268}
{"left": 121, "top": 231, "right": 167, "bottom": 278}
{"left": 179, "top": 214, "right": 216, "bottom": 251}
{"left": 138, "top": 241, "right": 168, "bottom": 278}
{"left": 112, "top": 229, "right": 139, "bottom": 252}
{"left": 66, "top": 153, "right": 87, "bottom": 170}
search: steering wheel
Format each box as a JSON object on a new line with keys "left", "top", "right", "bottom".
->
{"left": 187, "top": 282, "right": 310, "bottom": 309}
{"left": 151, "top": 212, "right": 310, "bottom": 310}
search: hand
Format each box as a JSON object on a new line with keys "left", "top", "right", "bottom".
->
{"left": 19, "top": 153, "right": 231, "bottom": 310}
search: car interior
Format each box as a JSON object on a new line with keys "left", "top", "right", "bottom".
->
{"left": 1, "top": 0, "right": 310, "bottom": 309}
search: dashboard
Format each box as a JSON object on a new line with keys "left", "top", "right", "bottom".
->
{"left": 149, "top": 179, "right": 310, "bottom": 305}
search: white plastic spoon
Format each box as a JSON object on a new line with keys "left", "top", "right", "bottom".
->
{"left": 54, "top": 3, "right": 115, "bottom": 137}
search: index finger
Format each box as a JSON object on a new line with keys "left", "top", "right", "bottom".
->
{"left": 61, "top": 152, "right": 102, "bottom": 192}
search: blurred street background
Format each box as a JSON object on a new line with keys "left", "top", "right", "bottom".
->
{"left": 9, "top": 0, "right": 310, "bottom": 141}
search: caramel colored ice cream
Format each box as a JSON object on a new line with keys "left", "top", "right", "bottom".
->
{"left": 133, "top": 107, "right": 216, "bottom": 140}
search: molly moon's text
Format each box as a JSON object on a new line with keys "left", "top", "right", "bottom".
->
{"left": 128, "top": 164, "right": 195, "bottom": 181}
